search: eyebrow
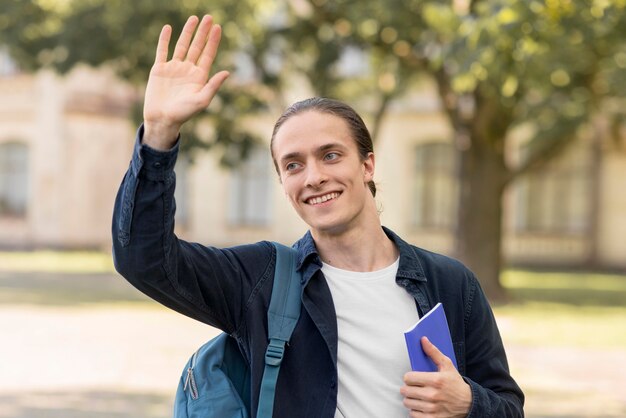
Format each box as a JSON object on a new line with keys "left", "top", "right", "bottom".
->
{"left": 279, "top": 142, "right": 348, "bottom": 164}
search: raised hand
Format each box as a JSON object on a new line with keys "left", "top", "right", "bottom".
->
{"left": 143, "top": 15, "right": 230, "bottom": 150}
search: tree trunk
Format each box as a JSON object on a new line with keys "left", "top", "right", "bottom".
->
{"left": 585, "top": 121, "right": 603, "bottom": 268}
{"left": 454, "top": 141, "right": 509, "bottom": 303}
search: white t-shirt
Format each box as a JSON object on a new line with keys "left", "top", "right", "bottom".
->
{"left": 321, "top": 259, "right": 419, "bottom": 418}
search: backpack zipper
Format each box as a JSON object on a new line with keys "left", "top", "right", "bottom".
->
{"left": 183, "top": 351, "right": 199, "bottom": 400}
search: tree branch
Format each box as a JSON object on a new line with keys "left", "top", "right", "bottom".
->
{"left": 505, "top": 125, "right": 580, "bottom": 186}
{"left": 369, "top": 92, "right": 394, "bottom": 144}
{"left": 431, "top": 66, "right": 464, "bottom": 133}
{"left": 469, "top": 0, "right": 482, "bottom": 14}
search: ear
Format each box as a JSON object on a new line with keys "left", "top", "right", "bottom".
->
{"left": 362, "top": 152, "right": 375, "bottom": 183}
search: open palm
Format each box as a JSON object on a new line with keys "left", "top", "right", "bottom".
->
{"left": 143, "top": 15, "right": 229, "bottom": 146}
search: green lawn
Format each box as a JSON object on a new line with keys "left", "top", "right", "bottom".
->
{"left": 496, "top": 269, "right": 626, "bottom": 348}
{"left": 0, "top": 251, "right": 140, "bottom": 306}
{"left": 0, "top": 250, "right": 115, "bottom": 273}
{"left": 1, "top": 251, "right": 625, "bottom": 349}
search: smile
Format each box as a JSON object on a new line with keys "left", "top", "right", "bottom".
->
{"left": 306, "top": 192, "right": 340, "bottom": 205}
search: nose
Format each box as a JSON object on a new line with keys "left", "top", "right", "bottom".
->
{"left": 304, "top": 161, "right": 328, "bottom": 189}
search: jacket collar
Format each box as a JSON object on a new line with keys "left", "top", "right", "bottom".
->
{"left": 293, "top": 226, "right": 427, "bottom": 284}
{"left": 382, "top": 226, "right": 427, "bottom": 282}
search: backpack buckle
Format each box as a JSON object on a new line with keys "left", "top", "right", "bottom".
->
{"left": 264, "top": 340, "right": 285, "bottom": 366}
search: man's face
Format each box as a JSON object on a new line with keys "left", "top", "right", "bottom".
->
{"left": 272, "top": 110, "right": 375, "bottom": 235}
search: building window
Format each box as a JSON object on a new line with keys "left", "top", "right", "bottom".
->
{"left": 516, "top": 141, "right": 592, "bottom": 234}
{"left": 228, "top": 147, "right": 272, "bottom": 226}
{"left": 413, "top": 142, "right": 457, "bottom": 229}
{"left": 0, "top": 142, "right": 29, "bottom": 217}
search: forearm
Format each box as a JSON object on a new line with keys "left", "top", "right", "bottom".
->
{"left": 142, "top": 121, "right": 180, "bottom": 151}
{"left": 465, "top": 378, "right": 524, "bottom": 418}
{"left": 111, "top": 125, "right": 267, "bottom": 332}
{"left": 463, "top": 276, "right": 525, "bottom": 417}
{"left": 112, "top": 125, "right": 200, "bottom": 317}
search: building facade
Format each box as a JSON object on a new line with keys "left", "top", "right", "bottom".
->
{"left": 0, "top": 60, "right": 136, "bottom": 249}
{"left": 1, "top": 63, "right": 625, "bottom": 270}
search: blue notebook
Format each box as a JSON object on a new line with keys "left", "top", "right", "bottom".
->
{"left": 404, "top": 302, "right": 458, "bottom": 372}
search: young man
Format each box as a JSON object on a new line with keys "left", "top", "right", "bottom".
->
{"left": 112, "top": 15, "right": 524, "bottom": 417}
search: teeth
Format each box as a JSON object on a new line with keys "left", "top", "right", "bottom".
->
{"left": 308, "top": 192, "right": 339, "bottom": 205}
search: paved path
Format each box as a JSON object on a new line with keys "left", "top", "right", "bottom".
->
{"left": 0, "top": 305, "right": 214, "bottom": 418}
{"left": 0, "top": 272, "right": 624, "bottom": 417}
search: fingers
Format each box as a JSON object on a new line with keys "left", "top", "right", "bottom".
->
{"left": 404, "top": 371, "right": 429, "bottom": 386}
{"left": 168, "top": 15, "right": 222, "bottom": 69}
{"left": 186, "top": 15, "right": 213, "bottom": 64}
{"left": 401, "top": 385, "right": 438, "bottom": 416}
{"left": 421, "top": 336, "right": 451, "bottom": 370}
{"left": 198, "top": 70, "right": 230, "bottom": 105}
{"left": 402, "top": 396, "right": 434, "bottom": 415}
{"left": 197, "top": 23, "right": 223, "bottom": 72}
{"left": 155, "top": 25, "right": 172, "bottom": 64}
{"left": 172, "top": 15, "right": 200, "bottom": 61}
{"left": 402, "top": 370, "right": 473, "bottom": 416}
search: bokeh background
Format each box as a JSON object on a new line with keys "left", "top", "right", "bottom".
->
{"left": 1, "top": 0, "right": 625, "bottom": 416}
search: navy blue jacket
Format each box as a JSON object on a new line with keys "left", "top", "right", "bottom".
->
{"left": 112, "top": 126, "right": 524, "bottom": 417}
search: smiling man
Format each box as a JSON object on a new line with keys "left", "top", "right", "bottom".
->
{"left": 112, "top": 15, "right": 524, "bottom": 418}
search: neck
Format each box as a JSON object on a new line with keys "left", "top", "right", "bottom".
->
{"left": 311, "top": 210, "right": 398, "bottom": 272}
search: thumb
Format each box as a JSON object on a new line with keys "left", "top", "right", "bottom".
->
{"left": 421, "top": 336, "right": 452, "bottom": 371}
{"left": 198, "top": 70, "right": 230, "bottom": 106}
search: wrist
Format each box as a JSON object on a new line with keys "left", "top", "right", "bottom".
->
{"left": 143, "top": 121, "right": 180, "bottom": 151}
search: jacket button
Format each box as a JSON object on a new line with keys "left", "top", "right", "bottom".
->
{"left": 330, "top": 380, "right": 336, "bottom": 389}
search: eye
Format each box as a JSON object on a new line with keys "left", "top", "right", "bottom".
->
{"left": 285, "top": 162, "right": 301, "bottom": 172}
{"left": 324, "top": 152, "right": 339, "bottom": 161}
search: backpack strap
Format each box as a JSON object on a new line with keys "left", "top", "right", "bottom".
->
{"left": 256, "top": 242, "right": 302, "bottom": 418}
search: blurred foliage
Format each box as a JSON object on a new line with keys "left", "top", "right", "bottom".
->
{"left": 0, "top": 0, "right": 282, "bottom": 167}
{"left": 2, "top": 0, "right": 625, "bottom": 161}
{"left": 264, "top": 0, "right": 626, "bottom": 159}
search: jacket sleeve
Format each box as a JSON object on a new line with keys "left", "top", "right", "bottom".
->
{"left": 463, "top": 274, "right": 525, "bottom": 417}
{"left": 111, "top": 125, "right": 274, "bottom": 334}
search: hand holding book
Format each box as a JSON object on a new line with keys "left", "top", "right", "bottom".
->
{"left": 401, "top": 303, "right": 471, "bottom": 416}
{"left": 404, "top": 302, "right": 458, "bottom": 372}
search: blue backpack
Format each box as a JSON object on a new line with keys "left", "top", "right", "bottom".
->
{"left": 173, "top": 242, "right": 302, "bottom": 418}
